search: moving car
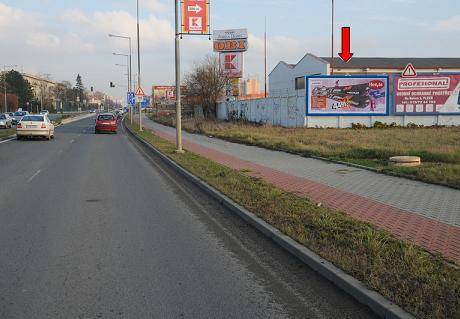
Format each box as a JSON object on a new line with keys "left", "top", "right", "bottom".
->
{"left": 12, "top": 111, "right": 29, "bottom": 125}
{"left": 16, "top": 115, "right": 55, "bottom": 140}
{"left": 0, "top": 114, "right": 13, "bottom": 128}
{"left": 95, "top": 113, "right": 117, "bottom": 134}
{"left": 40, "top": 110, "right": 49, "bottom": 115}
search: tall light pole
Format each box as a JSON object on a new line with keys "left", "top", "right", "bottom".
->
{"left": 115, "top": 63, "right": 130, "bottom": 93}
{"left": 331, "top": 0, "right": 335, "bottom": 75}
{"left": 136, "top": 0, "right": 143, "bottom": 131}
{"left": 109, "top": 34, "right": 133, "bottom": 92}
{"left": 3, "top": 65, "right": 17, "bottom": 113}
{"left": 174, "top": 0, "right": 183, "bottom": 152}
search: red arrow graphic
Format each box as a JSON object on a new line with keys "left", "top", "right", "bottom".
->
{"left": 339, "top": 27, "right": 353, "bottom": 63}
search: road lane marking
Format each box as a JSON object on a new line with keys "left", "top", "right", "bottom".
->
{"left": 70, "top": 139, "right": 75, "bottom": 144}
{"left": 0, "top": 137, "right": 15, "bottom": 144}
{"left": 27, "top": 170, "right": 41, "bottom": 183}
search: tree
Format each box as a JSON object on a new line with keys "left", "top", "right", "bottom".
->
{"left": 184, "top": 55, "right": 228, "bottom": 118}
{"left": 1, "top": 70, "right": 34, "bottom": 108}
{"left": 75, "top": 74, "right": 85, "bottom": 106}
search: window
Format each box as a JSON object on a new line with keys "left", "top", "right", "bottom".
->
{"left": 295, "top": 77, "right": 305, "bottom": 90}
{"left": 98, "top": 115, "right": 114, "bottom": 121}
{"left": 22, "top": 116, "right": 44, "bottom": 122}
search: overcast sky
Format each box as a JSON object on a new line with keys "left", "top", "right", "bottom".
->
{"left": 1, "top": 0, "right": 459, "bottom": 100}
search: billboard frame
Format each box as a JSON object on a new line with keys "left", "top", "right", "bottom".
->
{"left": 392, "top": 72, "right": 460, "bottom": 116}
{"left": 305, "top": 75, "right": 390, "bottom": 116}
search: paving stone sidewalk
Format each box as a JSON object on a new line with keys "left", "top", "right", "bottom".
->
{"left": 139, "top": 116, "right": 460, "bottom": 263}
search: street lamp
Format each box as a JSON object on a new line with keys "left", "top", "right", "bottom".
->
{"left": 136, "top": 0, "right": 142, "bottom": 131}
{"left": 3, "top": 64, "right": 18, "bottom": 113}
{"left": 113, "top": 52, "right": 133, "bottom": 122}
{"left": 331, "top": 0, "right": 335, "bottom": 75}
{"left": 108, "top": 34, "right": 132, "bottom": 92}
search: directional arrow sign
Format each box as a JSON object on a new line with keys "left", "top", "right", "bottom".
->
{"left": 188, "top": 4, "right": 202, "bottom": 14}
{"left": 338, "top": 27, "right": 354, "bottom": 63}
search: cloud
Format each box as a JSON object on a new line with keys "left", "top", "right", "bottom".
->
{"left": 433, "top": 15, "right": 460, "bottom": 31}
{"left": 143, "top": 0, "right": 169, "bottom": 14}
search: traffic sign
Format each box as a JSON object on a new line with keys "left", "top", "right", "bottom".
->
{"left": 182, "top": 0, "right": 209, "bottom": 34}
{"left": 127, "top": 92, "right": 135, "bottom": 106}
{"left": 402, "top": 63, "right": 417, "bottom": 78}
{"left": 135, "top": 86, "right": 146, "bottom": 96}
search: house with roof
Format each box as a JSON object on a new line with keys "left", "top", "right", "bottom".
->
{"left": 269, "top": 54, "right": 460, "bottom": 96}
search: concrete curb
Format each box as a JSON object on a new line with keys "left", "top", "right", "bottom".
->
{"left": 124, "top": 120, "right": 415, "bottom": 319}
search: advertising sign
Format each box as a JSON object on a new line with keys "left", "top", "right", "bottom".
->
{"left": 213, "top": 29, "right": 248, "bottom": 52}
{"left": 182, "top": 0, "right": 209, "bottom": 34}
{"left": 306, "top": 76, "right": 389, "bottom": 115}
{"left": 220, "top": 52, "right": 243, "bottom": 78}
{"left": 153, "top": 86, "right": 178, "bottom": 103}
{"left": 394, "top": 74, "right": 460, "bottom": 114}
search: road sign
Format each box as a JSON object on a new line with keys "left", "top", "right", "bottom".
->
{"left": 402, "top": 63, "right": 417, "bottom": 78}
{"left": 182, "top": 0, "right": 209, "bottom": 34}
{"left": 135, "top": 86, "right": 145, "bottom": 96}
{"left": 213, "top": 29, "right": 248, "bottom": 52}
{"left": 220, "top": 52, "right": 243, "bottom": 78}
{"left": 127, "top": 92, "right": 135, "bottom": 106}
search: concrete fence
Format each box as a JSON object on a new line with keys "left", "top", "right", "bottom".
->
{"left": 217, "top": 93, "right": 460, "bottom": 128}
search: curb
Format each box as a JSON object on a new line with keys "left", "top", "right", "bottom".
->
{"left": 124, "top": 120, "right": 415, "bottom": 319}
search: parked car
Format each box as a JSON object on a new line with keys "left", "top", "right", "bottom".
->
{"left": 95, "top": 113, "right": 117, "bottom": 134}
{"left": 0, "top": 114, "right": 13, "bottom": 128}
{"left": 12, "top": 111, "right": 29, "bottom": 125}
{"left": 16, "top": 115, "right": 55, "bottom": 140}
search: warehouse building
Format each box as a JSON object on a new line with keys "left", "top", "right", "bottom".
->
{"left": 269, "top": 53, "right": 460, "bottom": 96}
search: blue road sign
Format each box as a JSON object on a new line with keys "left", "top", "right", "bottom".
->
{"left": 127, "top": 92, "right": 135, "bottom": 106}
{"left": 141, "top": 97, "right": 150, "bottom": 108}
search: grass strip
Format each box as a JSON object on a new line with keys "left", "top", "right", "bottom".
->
{"left": 127, "top": 120, "right": 459, "bottom": 319}
{"left": 149, "top": 114, "right": 460, "bottom": 188}
{"left": 0, "top": 128, "right": 15, "bottom": 138}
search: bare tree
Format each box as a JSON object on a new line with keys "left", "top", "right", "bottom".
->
{"left": 184, "top": 55, "right": 227, "bottom": 118}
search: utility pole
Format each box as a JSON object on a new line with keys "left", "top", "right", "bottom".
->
{"left": 264, "top": 17, "right": 267, "bottom": 98}
{"left": 331, "top": 0, "right": 335, "bottom": 75}
{"left": 137, "top": 0, "right": 143, "bottom": 131}
{"left": 174, "top": 0, "right": 183, "bottom": 152}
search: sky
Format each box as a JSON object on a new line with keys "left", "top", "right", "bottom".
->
{"left": 0, "top": 0, "right": 459, "bottom": 100}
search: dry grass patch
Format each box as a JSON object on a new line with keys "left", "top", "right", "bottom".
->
{"left": 150, "top": 114, "right": 460, "bottom": 188}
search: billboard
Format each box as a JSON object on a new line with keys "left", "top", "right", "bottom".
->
{"left": 394, "top": 74, "right": 460, "bottom": 114}
{"left": 213, "top": 29, "right": 248, "bottom": 52}
{"left": 181, "top": 0, "right": 209, "bottom": 34}
{"left": 306, "top": 76, "right": 389, "bottom": 115}
{"left": 220, "top": 52, "right": 243, "bottom": 78}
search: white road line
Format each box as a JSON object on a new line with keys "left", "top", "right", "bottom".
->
{"left": 27, "top": 170, "right": 41, "bottom": 183}
{"left": 0, "top": 137, "right": 15, "bottom": 144}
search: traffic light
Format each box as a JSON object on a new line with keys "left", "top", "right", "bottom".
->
{"left": 91, "top": 86, "right": 94, "bottom": 92}
{"left": 110, "top": 82, "right": 115, "bottom": 88}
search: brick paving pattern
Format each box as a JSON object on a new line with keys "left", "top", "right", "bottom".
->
{"left": 137, "top": 117, "right": 460, "bottom": 263}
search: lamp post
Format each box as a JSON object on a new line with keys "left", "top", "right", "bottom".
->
{"left": 136, "top": 0, "right": 143, "bottom": 131}
{"left": 174, "top": 0, "right": 183, "bottom": 152}
{"left": 3, "top": 65, "right": 18, "bottom": 113}
{"left": 331, "top": 0, "right": 335, "bottom": 75}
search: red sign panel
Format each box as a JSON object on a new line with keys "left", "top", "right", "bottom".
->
{"left": 394, "top": 74, "right": 460, "bottom": 114}
{"left": 219, "top": 52, "right": 243, "bottom": 78}
{"left": 182, "top": 0, "right": 209, "bottom": 34}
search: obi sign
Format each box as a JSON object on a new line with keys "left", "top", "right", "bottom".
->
{"left": 394, "top": 74, "right": 460, "bottom": 114}
{"left": 213, "top": 29, "right": 248, "bottom": 52}
{"left": 306, "top": 76, "right": 389, "bottom": 115}
{"left": 182, "top": 0, "right": 209, "bottom": 34}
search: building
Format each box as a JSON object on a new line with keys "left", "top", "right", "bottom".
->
{"left": 269, "top": 53, "right": 460, "bottom": 96}
{"left": 238, "top": 77, "right": 265, "bottom": 100}
{"left": 22, "top": 73, "right": 59, "bottom": 111}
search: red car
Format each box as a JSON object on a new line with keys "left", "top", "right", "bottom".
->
{"left": 95, "top": 113, "right": 117, "bottom": 134}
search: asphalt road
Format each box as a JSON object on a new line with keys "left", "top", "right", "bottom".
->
{"left": 0, "top": 117, "right": 377, "bottom": 319}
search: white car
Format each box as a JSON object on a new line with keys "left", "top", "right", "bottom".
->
{"left": 0, "top": 114, "right": 13, "bottom": 128}
{"left": 40, "top": 110, "right": 49, "bottom": 115}
{"left": 17, "top": 115, "right": 55, "bottom": 140}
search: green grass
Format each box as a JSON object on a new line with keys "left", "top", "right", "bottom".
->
{"left": 127, "top": 120, "right": 460, "bottom": 319}
{"left": 0, "top": 128, "right": 15, "bottom": 138}
{"left": 149, "top": 114, "right": 460, "bottom": 188}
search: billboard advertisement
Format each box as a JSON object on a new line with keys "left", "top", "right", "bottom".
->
{"left": 394, "top": 74, "right": 460, "bottom": 114}
{"left": 181, "top": 0, "right": 209, "bottom": 34}
{"left": 153, "top": 86, "right": 177, "bottom": 103}
{"left": 306, "top": 76, "right": 389, "bottom": 115}
{"left": 220, "top": 52, "right": 243, "bottom": 78}
{"left": 213, "top": 29, "right": 248, "bottom": 52}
